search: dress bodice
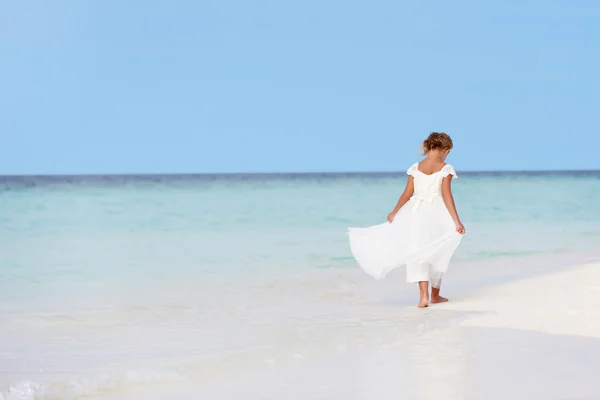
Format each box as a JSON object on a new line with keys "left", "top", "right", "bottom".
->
{"left": 406, "top": 163, "right": 457, "bottom": 198}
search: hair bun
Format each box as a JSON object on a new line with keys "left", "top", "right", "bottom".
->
{"left": 422, "top": 132, "right": 453, "bottom": 154}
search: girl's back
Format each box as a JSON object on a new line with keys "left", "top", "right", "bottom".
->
{"left": 416, "top": 159, "right": 446, "bottom": 175}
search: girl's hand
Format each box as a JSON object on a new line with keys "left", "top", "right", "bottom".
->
{"left": 456, "top": 221, "right": 466, "bottom": 234}
{"left": 387, "top": 211, "right": 397, "bottom": 223}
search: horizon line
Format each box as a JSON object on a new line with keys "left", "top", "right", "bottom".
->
{"left": 1, "top": 168, "right": 600, "bottom": 178}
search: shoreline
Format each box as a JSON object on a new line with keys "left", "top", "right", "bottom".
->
{"left": 47, "top": 258, "right": 600, "bottom": 400}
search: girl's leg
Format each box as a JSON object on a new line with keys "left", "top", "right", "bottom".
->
{"left": 418, "top": 281, "right": 429, "bottom": 308}
{"left": 407, "top": 263, "right": 431, "bottom": 308}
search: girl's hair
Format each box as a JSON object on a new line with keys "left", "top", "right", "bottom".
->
{"left": 422, "top": 132, "right": 453, "bottom": 154}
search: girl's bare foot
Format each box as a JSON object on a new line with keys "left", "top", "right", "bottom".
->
{"left": 430, "top": 295, "right": 448, "bottom": 304}
{"left": 418, "top": 295, "right": 429, "bottom": 308}
{"left": 430, "top": 287, "right": 448, "bottom": 304}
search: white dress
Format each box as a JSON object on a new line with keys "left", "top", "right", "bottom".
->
{"left": 348, "top": 163, "right": 462, "bottom": 288}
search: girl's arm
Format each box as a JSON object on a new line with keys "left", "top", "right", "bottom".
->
{"left": 387, "top": 176, "right": 414, "bottom": 222}
{"left": 441, "top": 175, "right": 466, "bottom": 234}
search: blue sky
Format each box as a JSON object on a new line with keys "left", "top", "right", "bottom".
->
{"left": 1, "top": 0, "right": 599, "bottom": 174}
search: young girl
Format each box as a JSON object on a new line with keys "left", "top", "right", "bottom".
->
{"left": 348, "top": 132, "right": 465, "bottom": 308}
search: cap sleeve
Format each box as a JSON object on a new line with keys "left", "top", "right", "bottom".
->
{"left": 406, "top": 163, "right": 418, "bottom": 177}
{"left": 441, "top": 164, "right": 457, "bottom": 179}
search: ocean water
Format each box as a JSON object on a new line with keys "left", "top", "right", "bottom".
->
{"left": 1, "top": 171, "right": 600, "bottom": 399}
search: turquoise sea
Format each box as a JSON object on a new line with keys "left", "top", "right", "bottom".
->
{"left": 1, "top": 171, "right": 600, "bottom": 399}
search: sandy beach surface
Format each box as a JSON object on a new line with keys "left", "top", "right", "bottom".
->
{"left": 96, "top": 258, "right": 600, "bottom": 400}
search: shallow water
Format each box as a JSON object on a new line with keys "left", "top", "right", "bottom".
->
{"left": 1, "top": 172, "right": 599, "bottom": 399}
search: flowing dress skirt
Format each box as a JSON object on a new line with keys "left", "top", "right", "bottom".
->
{"left": 348, "top": 195, "right": 462, "bottom": 286}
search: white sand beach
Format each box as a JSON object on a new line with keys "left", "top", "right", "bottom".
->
{"left": 94, "top": 259, "right": 600, "bottom": 400}
{"left": 448, "top": 260, "right": 600, "bottom": 338}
